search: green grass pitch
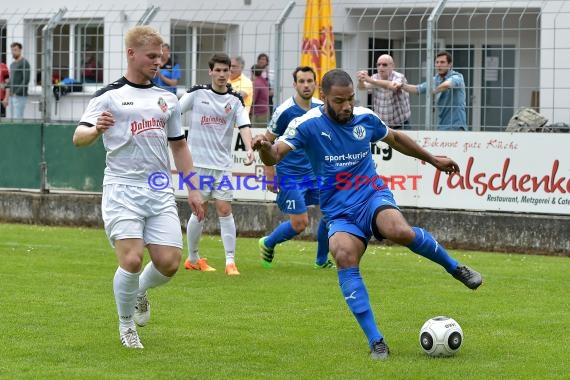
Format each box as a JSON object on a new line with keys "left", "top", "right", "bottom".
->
{"left": 0, "top": 223, "right": 568, "bottom": 379}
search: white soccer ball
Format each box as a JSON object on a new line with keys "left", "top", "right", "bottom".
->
{"left": 419, "top": 316, "right": 463, "bottom": 357}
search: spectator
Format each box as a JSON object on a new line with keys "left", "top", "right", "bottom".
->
{"left": 402, "top": 51, "right": 467, "bottom": 131}
{"left": 2, "top": 42, "right": 31, "bottom": 120}
{"left": 153, "top": 43, "right": 181, "bottom": 95}
{"left": 0, "top": 61, "right": 8, "bottom": 118}
{"left": 82, "top": 52, "right": 103, "bottom": 83}
{"left": 357, "top": 54, "right": 411, "bottom": 129}
{"left": 256, "top": 53, "right": 274, "bottom": 110}
{"left": 229, "top": 56, "right": 253, "bottom": 114}
{"left": 251, "top": 64, "right": 270, "bottom": 128}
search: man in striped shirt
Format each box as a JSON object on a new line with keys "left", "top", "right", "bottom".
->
{"left": 357, "top": 54, "right": 411, "bottom": 130}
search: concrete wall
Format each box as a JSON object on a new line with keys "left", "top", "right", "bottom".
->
{"left": 1, "top": 191, "right": 568, "bottom": 256}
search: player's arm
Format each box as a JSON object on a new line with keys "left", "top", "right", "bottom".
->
{"left": 238, "top": 124, "right": 254, "bottom": 166}
{"left": 169, "top": 138, "right": 205, "bottom": 220}
{"left": 252, "top": 135, "right": 292, "bottom": 166}
{"left": 73, "top": 110, "right": 114, "bottom": 147}
{"left": 382, "top": 129, "right": 460, "bottom": 174}
{"left": 262, "top": 131, "right": 278, "bottom": 192}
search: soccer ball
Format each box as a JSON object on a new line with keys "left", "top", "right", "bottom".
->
{"left": 419, "top": 316, "right": 463, "bottom": 357}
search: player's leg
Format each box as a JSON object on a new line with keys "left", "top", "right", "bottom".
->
{"left": 260, "top": 187, "right": 307, "bottom": 267}
{"left": 136, "top": 198, "right": 183, "bottom": 327}
{"left": 185, "top": 167, "right": 215, "bottom": 271}
{"left": 102, "top": 184, "right": 145, "bottom": 348}
{"left": 372, "top": 202, "right": 482, "bottom": 289}
{"left": 314, "top": 217, "right": 333, "bottom": 268}
{"left": 214, "top": 198, "right": 239, "bottom": 275}
{"left": 113, "top": 238, "right": 145, "bottom": 348}
{"left": 305, "top": 188, "right": 332, "bottom": 268}
{"left": 328, "top": 221, "right": 389, "bottom": 359}
{"left": 212, "top": 171, "right": 239, "bottom": 275}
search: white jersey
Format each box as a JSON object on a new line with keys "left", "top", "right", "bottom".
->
{"left": 79, "top": 77, "right": 183, "bottom": 190}
{"left": 180, "top": 84, "right": 250, "bottom": 170}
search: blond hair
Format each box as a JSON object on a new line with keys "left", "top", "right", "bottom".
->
{"left": 124, "top": 25, "right": 163, "bottom": 50}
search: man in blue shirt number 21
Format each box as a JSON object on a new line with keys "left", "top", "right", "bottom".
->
{"left": 252, "top": 69, "right": 482, "bottom": 360}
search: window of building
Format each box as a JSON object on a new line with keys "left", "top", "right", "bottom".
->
{"left": 171, "top": 21, "right": 230, "bottom": 88}
{"left": 33, "top": 20, "right": 104, "bottom": 86}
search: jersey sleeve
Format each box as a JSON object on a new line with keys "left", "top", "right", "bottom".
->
{"left": 235, "top": 100, "right": 251, "bottom": 127}
{"left": 179, "top": 90, "right": 194, "bottom": 114}
{"left": 167, "top": 97, "right": 183, "bottom": 139}
{"left": 278, "top": 117, "right": 306, "bottom": 151}
{"left": 267, "top": 109, "right": 288, "bottom": 137}
{"left": 370, "top": 113, "right": 389, "bottom": 143}
{"left": 78, "top": 94, "right": 107, "bottom": 127}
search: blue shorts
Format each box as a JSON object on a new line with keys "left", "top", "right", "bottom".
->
{"left": 327, "top": 190, "right": 399, "bottom": 242}
{"left": 276, "top": 180, "right": 320, "bottom": 215}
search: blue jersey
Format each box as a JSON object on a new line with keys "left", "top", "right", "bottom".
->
{"left": 268, "top": 96, "right": 323, "bottom": 179}
{"left": 280, "top": 106, "right": 389, "bottom": 220}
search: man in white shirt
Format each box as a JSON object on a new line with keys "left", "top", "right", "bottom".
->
{"left": 180, "top": 53, "right": 254, "bottom": 275}
{"left": 73, "top": 25, "right": 204, "bottom": 349}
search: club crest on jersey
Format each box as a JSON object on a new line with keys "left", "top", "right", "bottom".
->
{"left": 224, "top": 102, "right": 232, "bottom": 114}
{"left": 158, "top": 97, "right": 168, "bottom": 112}
{"left": 353, "top": 125, "right": 366, "bottom": 140}
{"left": 284, "top": 125, "right": 297, "bottom": 138}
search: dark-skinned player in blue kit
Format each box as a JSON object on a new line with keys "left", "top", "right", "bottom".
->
{"left": 252, "top": 69, "right": 482, "bottom": 360}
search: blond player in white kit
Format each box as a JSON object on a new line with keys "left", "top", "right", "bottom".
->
{"left": 73, "top": 25, "right": 204, "bottom": 349}
{"left": 179, "top": 53, "right": 254, "bottom": 276}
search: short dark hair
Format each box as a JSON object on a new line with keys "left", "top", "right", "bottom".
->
{"left": 209, "top": 53, "right": 231, "bottom": 70}
{"left": 321, "top": 69, "right": 353, "bottom": 95}
{"left": 292, "top": 66, "right": 316, "bottom": 82}
{"left": 436, "top": 51, "right": 453, "bottom": 64}
{"left": 10, "top": 42, "right": 23, "bottom": 50}
{"left": 251, "top": 64, "right": 264, "bottom": 77}
{"left": 257, "top": 53, "right": 269, "bottom": 62}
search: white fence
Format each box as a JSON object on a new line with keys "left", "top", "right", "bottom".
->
{"left": 1, "top": 0, "right": 569, "bottom": 131}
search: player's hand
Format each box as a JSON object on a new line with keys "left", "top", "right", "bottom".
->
{"left": 96, "top": 111, "right": 114, "bottom": 134}
{"left": 266, "top": 178, "right": 278, "bottom": 193}
{"left": 432, "top": 156, "right": 460, "bottom": 175}
{"left": 188, "top": 190, "right": 205, "bottom": 221}
{"left": 244, "top": 149, "right": 254, "bottom": 166}
{"left": 252, "top": 135, "right": 271, "bottom": 151}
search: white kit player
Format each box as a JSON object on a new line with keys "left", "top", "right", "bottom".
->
{"left": 73, "top": 26, "right": 204, "bottom": 349}
{"left": 179, "top": 53, "right": 254, "bottom": 276}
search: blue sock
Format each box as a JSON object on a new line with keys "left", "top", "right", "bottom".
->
{"left": 338, "top": 267, "right": 383, "bottom": 348}
{"left": 315, "top": 218, "right": 330, "bottom": 265}
{"left": 407, "top": 227, "right": 459, "bottom": 273}
{"left": 265, "top": 221, "right": 298, "bottom": 249}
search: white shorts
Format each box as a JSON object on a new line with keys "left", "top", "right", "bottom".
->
{"left": 102, "top": 184, "right": 183, "bottom": 248}
{"left": 194, "top": 167, "right": 234, "bottom": 202}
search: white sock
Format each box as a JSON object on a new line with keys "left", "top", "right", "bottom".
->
{"left": 187, "top": 213, "right": 204, "bottom": 263}
{"left": 113, "top": 266, "right": 140, "bottom": 332}
{"left": 138, "top": 262, "right": 171, "bottom": 297}
{"left": 219, "top": 214, "right": 236, "bottom": 265}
